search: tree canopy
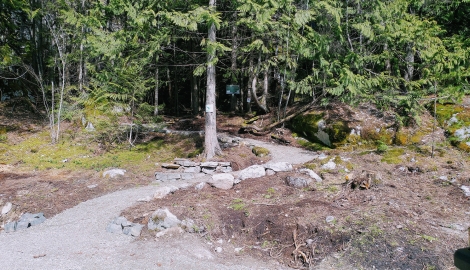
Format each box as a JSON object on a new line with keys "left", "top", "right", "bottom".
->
{"left": 1, "top": 0, "right": 469, "bottom": 147}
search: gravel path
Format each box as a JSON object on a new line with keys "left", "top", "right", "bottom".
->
{"left": 0, "top": 138, "right": 316, "bottom": 270}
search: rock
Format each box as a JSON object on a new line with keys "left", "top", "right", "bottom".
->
{"left": 106, "top": 223, "right": 122, "bottom": 234}
{"left": 103, "top": 168, "right": 126, "bottom": 178}
{"left": 1, "top": 202, "right": 12, "bottom": 215}
{"left": 174, "top": 159, "right": 198, "bottom": 167}
{"left": 87, "top": 184, "right": 98, "bottom": 189}
{"left": 148, "top": 208, "right": 181, "bottom": 231}
{"left": 454, "top": 127, "right": 470, "bottom": 141}
{"left": 4, "top": 222, "right": 17, "bottom": 233}
{"left": 318, "top": 153, "right": 328, "bottom": 160}
{"left": 85, "top": 122, "right": 95, "bottom": 131}
{"left": 325, "top": 216, "right": 335, "bottom": 223}
{"left": 18, "top": 213, "right": 46, "bottom": 228}
{"left": 181, "top": 219, "right": 202, "bottom": 233}
{"left": 155, "top": 227, "right": 184, "bottom": 238}
{"left": 184, "top": 166, "right": 201, "bottom": 173}
{"left": 113, "top": 216, "right": 132, "bottom": 227}
{"left": 220, "top": 166, "right": 233, "bottom": 173}
{"left": 202, "top": 168, "right": 216, "bottom": 174}
{"left": 321, "top": 161, "right": 336, "bottom": 170}
{"left": 266, "top": 169, "right": 275, "bottom": 176}
{"left": 215, "top": 247, "right": 223, "bottom": 253}
{"left": 299, "top": 169, "right": 323, "bottom": 182}
{"left": 252, "top": 146, "right": 270, "bottom": 157}
{"left": 461, "top": 185, "right": 470, "bottom": 197}
{"left": 237, "top": 165, "right": 266, "bottom": 181}
{"left": 285, "top": 176, "right": 313, "bottom": 189}
{"left": 447, "top": 114, "right": 459, "bottom": 126}
{"left": 123, "top": 224, "right": 144, "bottom": 237}
{"left": 264, "top": 162, "right": 293, "bottom": 172}
{"left": 218, "top": 162, "right": 231, "bottom": 167}
{"left": 16, "top": 221, "right": 30, "bottom": 230}
{"left": 154, "top": 186, "right": 178, "bottom": 199}
{"left": 218, "top": 136, "right": 233, "bottom": 143}
{"left": 201, "top": 162, "right": 219, "bottom": 168}
{"left": 439, "top": 176, "right": 448, "bottom": 181}
{"left": 208, "top": 173, "right": 234, "bottom": 190}
{"left": 195, "top": 182, "right": 206, "bottom": 190}
{"left": 155, "top": 173, "right": 181, "bottom": 181}
{"left": 234, "top": 247, "right": 243, "bottom": 253}
{"left": 161, "top": 163, "right": 180, "bottom": 169}
{"left": 180, "top": 173, "right": 195, "bottom": 180}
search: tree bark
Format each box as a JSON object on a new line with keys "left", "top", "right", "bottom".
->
{"left": 250, "top": 53, "right": 269, "bottom": 113}
{"left": 246, "top": 56, "right": 253, "bottom": 114}
{"left": 154, "top": 65, "right": 159, "bottom": 116}
{"left": 191, "top": 69, "right": 199, "bottom": 115}
{"left": 404, "top": 42, "right": 414, "bottom": 82}
{"left": 384, "top": 42, "right": 391, "bottom": 74}
{"left": 204, "top": 0, "right": 221, "bottom": 159}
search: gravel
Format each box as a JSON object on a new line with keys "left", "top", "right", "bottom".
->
{"left": 0, "top": 139, "right": 315, "bottom": 270}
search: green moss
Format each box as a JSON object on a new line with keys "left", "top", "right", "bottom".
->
{"left": 327, "top": 121, "right": 350, "bottom": 146}
{"left": 345, "top": 162, "right": 354, "bottom": 171}
{"left": 291, "top": 112, "right": 324, "bottom": 139}
{"left": 380, "top": 148, "right": 405, "bottom": 164}
{"left": 304, "top": 163, "right": 317, "bottom": 170}
{"left": 433, "top": 103, "right": 470, "bottom": 151}
{"left": 252, "top": 146, "right": 270, "bottom": 157}
{"left": 296, "top": 137, "right": 329, "bottom": 151}
{"left": 376, "top": 141, "right": 388, "bottom": 153}
{"left": 1, "top": 130, "right": 201, "bottom": 173}
{"left": 361, "top": 127, "right": 394, "bottom": 145}
{"left": 291, "top": 112, "right": 352, "bottom": 148}
{"left": 434, "top": 104, "right": 463, "bottom": 127}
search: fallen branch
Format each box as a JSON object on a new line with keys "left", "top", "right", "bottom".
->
{"left": 241, "top": 101, "right": 316, "bottom": 135}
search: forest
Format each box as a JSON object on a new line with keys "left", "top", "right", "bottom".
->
{"left": 1, "top": 0, "right": 469, "bottom": 156}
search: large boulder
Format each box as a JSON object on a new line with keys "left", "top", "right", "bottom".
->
{"left": 264, "top": 162, "right": 293, "bottom": 172}
{"left": 208, "top": 173, "right": 234, "bottom": 190}
{"left": 291, "top": 112, "right": 350, "bottom": 148}
{"left": 148, "top": 208, "right": 181, "bottom": 231}
{"left": 237, "top": 165, "right": 266, "bottom": 181}
{"left": 285, "top": 176, "right": 313, "bottom": 189}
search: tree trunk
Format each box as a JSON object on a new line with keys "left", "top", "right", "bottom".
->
{"left": 384, "top": 42, "right": 391, "bottom": 74}
{"left": 154, "top": 65, "right": 159, "bottom": 116}
{"left": 246, "top": 56, "right": 253, "bottom": 114}
{"left": 204, "top": 0, "right": 221, "bottom": 159}
{"left": 250, "top": 54, "right": 269, "bottom": 113}
{"left": 230, "top": 14, "right": 238, "bottom": 112}
{"left": 191, "top": 69, "right": 199, "bottom": 115}
{"left": 404, "top": 42, "right": 414, "bottom": 82}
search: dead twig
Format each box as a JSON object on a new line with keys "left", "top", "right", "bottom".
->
{"left": 292, "top": 228, "right": 309, "bottom": 265}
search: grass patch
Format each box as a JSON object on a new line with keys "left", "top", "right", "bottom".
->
{"left": 1, "top": 131, "right": 202, "bottom": 173}
{"left": 380, "top": 148, "right": 405, "bottom": 164}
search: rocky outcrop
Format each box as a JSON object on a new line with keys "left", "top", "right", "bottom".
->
{"left": 155, "top": 159, "right": 232, "bottom": 181}
{"left": 4, "top": 213, "right": 46, "bottom": 233}
{"left": 106, "top": 216, "right": 143, "bottom": 237}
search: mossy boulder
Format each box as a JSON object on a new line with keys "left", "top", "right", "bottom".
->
{"left": 433, "top": 102, "right": 470, "bottom": 152}
{"left": 252, "top": 146, "right": 270, "bottom": 157}
{"left": 290, "top": 112, "right": 350, "bottom": 148}
{"left": 359, "top": 126, "right": 395, "bottom": 145}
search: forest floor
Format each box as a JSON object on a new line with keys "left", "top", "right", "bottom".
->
{"left": 1, "top": 104, "right": 469, "bottom": 269}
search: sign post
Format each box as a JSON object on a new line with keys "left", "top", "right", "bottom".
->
{"left": 226, "top": 85, "right": 240, "bottom": 112}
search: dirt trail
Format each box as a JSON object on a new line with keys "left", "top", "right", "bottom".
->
{"left": 0, "top": 138, "right": 314, "bottom": 270}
